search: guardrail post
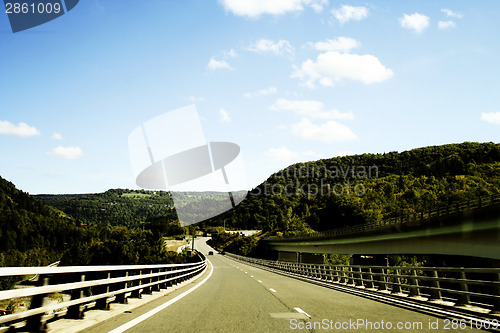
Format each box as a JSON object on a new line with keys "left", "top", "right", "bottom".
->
{"left": 342, "top": 266, "right": 348, "bottom": 284}
{"left": 391, "top": 269, "right": 403, "bottom": 294}
{"left": 67, "top": 274, "right": 86, "bottom": 319}
{"left": 429, "top": 270, "right": 442, "bottom": 301}
{"left": 116, "top": 271, "right": 130, "bottom": 304}
{"left": 348, "top": 266, "right": 355, "bottom": 286}
{"left": 331, "top": 266, "right": 339, "bottom": 283}
{"left": 154, "top": 268, "right": 161, "bottom": 291}
{"left": 166, "top": 267, "right": 174, "bottom": 288}
{"left": 143, "top": 269, "right": 153, "bottom": 295}
{"left": 158, "top": 268, "right": 167, "bottom": 290}
{"left": 456, "top": 269, "right": 470, "bottom": 306}
{"left": 356, "top": 267, "right": 365, "bottom": 288}
{"left": 326, "top": 266, "right": 333, "bottom": 282}
{"left": 378, "top": 268, "right": 387, "bottom": 291}
{"left": 132, "top": 270, "right": 143, "bottom": 298}
{"left": 409, "top": 269, "right": 420, "bottom": 297}
{"left": 492, "top": 273, "right": 500, "bottom": 314}
{"left": 25, "top": 276, "right": 50, "bottom": 332}
{"left": 366, "top": 268, "right": 375, "bottom": 289}
{"left": 96, "top": 272, "right": 112, "bottom": 310}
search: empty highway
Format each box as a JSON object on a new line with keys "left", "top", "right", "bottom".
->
{"left": 84, "top": 238, "right": 481, "bottom": 332}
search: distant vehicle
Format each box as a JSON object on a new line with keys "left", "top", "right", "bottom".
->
{"left": 208, "top": 251, "right": 214, "bottom": 255}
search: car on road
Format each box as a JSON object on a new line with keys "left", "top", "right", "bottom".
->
{"left": 208, "top": 251, "right": 214, "bottom": 255}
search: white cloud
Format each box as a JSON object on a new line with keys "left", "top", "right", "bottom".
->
{"left": 243, "top": 86, "right": 277, "bottom": 98}
{"left": 207, "top": 58, "right": 233, "bottom": 71}
{"left": 47, "top": 146, "right": 84, "bottom": 160}
{"left": 308, "top": 37, "right": 360, "bottom": 53}
{"left": 0, "top": 121, "right": 40, "bottom": 137}
{"left": 265, "top": 146, "right": 300, "bottom": 162}
{"left": 247, "top": 39, "right": 294, "bottom": 56}
{"left": 52, "top": 132, "right": 64, "bottom": 140}
{"left": 331, "top": 5, "right": 369, "bottom": 24}
{"left": 291, "top": 51, "right": 393, "bottom": 88}
{"left": 400, "top": 13, "right": 430, "bottom": 34}
{"left": 224, "top": 49, "right": 237, "bottom": 57}
{"left": 481, "top": 112, "right": 500, "bottom": 125}
{"left": 309, "top": 0, "right": 327, "bottom": 13}
{"left": 270, "top": 98, "right": 354, "bottom": 120}
{"left": 291, "top": 118, "right": 357, "bottom": 142}
{"left": 438, "top": 21, "right": 456, "bottom": 30}
{"left": 219, "top": 108, "right": 231, "bottom": 123}
{"left": 441, "top": 8, "right": 463, "bottom": 19}
{"left": 219, "top": 0, "right": 328, "bottom": 18}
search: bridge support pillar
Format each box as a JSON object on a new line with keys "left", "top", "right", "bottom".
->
{"left": 277, "top": 251, "right": 300, "bottom": 263}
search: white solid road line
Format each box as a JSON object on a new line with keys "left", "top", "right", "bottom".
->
{"left": 294, "top": 307, "right": 311, "bottom": 318}
{"left": 269, "top": 288, "right": 277, "bottom": 293}
{"left": 108, "top": 260, "right": 214, "bottom": 333}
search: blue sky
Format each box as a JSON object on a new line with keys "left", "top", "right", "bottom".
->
{"left": 1, "top": 0, "right": 499, "bottom": 194}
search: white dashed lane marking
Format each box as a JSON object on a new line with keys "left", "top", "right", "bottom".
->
{"left": 294, "top": 307, "right": 311, "bottom": 318}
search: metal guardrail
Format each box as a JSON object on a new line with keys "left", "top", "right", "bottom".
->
{"left": 0, "top": 253, "right": 207, "bottom": 332}
{"left": 226, "top": 253, "right": 500, "bottom": 315}
{"left": 267, "top": 194, "right": 500, "bottom": 242}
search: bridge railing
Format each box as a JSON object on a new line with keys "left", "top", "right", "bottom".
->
{"left": 0, "top": 253, "right": 207, "bottom": 332}
{"left": 267, "top": 194, "right": 500, "bottom": 241}
{"left": 226, "top": 253, "right": 500, "bottom": 315}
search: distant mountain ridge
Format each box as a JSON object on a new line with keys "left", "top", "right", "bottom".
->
{"left": 202, "top": 142, "right": 500, "bottom": 235}
{"left": 36, "top": 189, "right": 176, "bottom": 228}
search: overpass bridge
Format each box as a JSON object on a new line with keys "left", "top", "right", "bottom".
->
{"left": 265, "top": 195, "right": 500, "bottom": 260}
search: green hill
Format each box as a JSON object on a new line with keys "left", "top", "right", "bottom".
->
{"left": 0, "top": 175, "right": 80, "bottom": 268}
{"left": 202, "top": 142, "right": 500, "bottom": 235}
{"left": 36, "top": 189, "right": 176, "bottom": 228}
{"left": 0, "top": 177, "right": 189, "bottom": 277}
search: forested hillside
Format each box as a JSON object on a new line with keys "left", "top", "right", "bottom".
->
{"left": 202, "top": 142, "right": 500, "bottom": 235}
{"left": 37, "top": 189, "right": 176, "bottom": 228}
{"left": 0, "top": 177, "right": 190, "bottom": 277}
{"left": 0, "top": 176, "right": 75, "bottom": 267}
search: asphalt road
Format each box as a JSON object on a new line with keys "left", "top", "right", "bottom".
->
{"left": 85, "top": 238, "right": 481, "bottom": 333}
